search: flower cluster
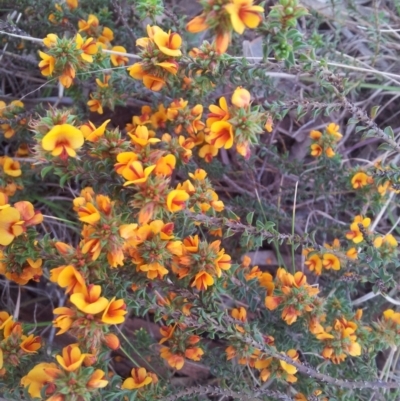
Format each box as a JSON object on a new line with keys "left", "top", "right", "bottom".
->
{"left": 124, "top": 220, "right": 181, "bottom": 280}
{"left": 0, "top": 100, "right": 27, "bottom": 139}
{"left": 202, "top": 87, "right": 266, "bottom": 160}
{"left": 78, "top": 14, "right": 114, "bottom": 48}
{"left": 48, "top": 0, "right": 78, "bottom": 25}
{"left": 128, "top": 25, "right": 182, "bottom": 91}
{"left": 172, "top": 235, "right": 232, "bottom": 290}
{"left": 264, "top": 268, "right": 320, "bottom": 325}
{"left": 159, "top": 324, "right": 204, "bottom": 370}
{"left": 226, "top": 337, "right": 299, "bottom": 383}
{"left": 0, "top": 312, "right": 41, "bottom": 374}
{"left": 309, "top": 123, "right": 342, "bottom": 158}
{"left": 21, "top": 344, "right": 108, "bottom": 400}
{"left": 73, "top": 189, "right": 130, "bottom": 267}
{"left": 39, "top": 33, "right": 100, "bottom": 87}
{"left": 303, "top": 238, "right": 357, "bottom": 276}
{"left": 114, "top": 123, "right": 194, "bottom": 223}
{"left": 179, "top": 169, "right": 225, "bottom": 217}
{"left": 313, "top": 317, "right": 362, "bottom": 364}
{"left": 87, "top": 75, "right": 121, "bottom": 115}
{"left": 254, "top": 349, "right": 299, "bottom": 383}
{"left": 1, "top": 3, "right": 400, "bottom": 400}
{"left": 51, "top": 268, "right": 125, "bottom": 352}
{"left": 345, "top": 215, "right": 371, "bottom": 244}
{"left": 125, "top": 103, "right": 193, "bottom": 163}
{"left": 374, "top": 309, "right": 400, "bottom": 347}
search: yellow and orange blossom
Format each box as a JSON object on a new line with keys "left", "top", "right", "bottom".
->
{"left": 56, "top": 344, "right": 87, "bottom": 372}
{"left": 225, "top": 0, "right": 264, "bottom": 35}
{"left": 122, "top": 367, "right": 155, "bottom": 389}
{"left": 42, "top": 124, "right": 84, "bottom": 159}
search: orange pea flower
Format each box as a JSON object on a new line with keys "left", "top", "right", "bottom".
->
{"left": 53, "top": 307, "right": 75, "bottom": 335}
{"left": 191, "top": 271, "right": 214, "bottom": 291}
{"left": 122, "top": 162, "right": 156, "bottom": 186}
{"left": 20, "top": 334, "right": 41, "bottom": 353}
{"left": 309, "top": 130, "right": 322, "bottom": 140}
{"left": 78, "top": 14, "right": 99, "bottom": 32}
{"left": 42, "top": 124, "right": 84, "bottom": 159}
{"left": 80, "top": 119, "right": 110, "bottom": 142}
{"left": 215, "top": 251, "right": 231, "bottom": 275}
{"left": 110, "top": 46, "right": 129, "bottom": 66}
{"left": 87, "top": 96, "right": 103, "bottom": 114}
{"left": 231, "top": 87, "right": 251, "bottom": 108}
{"left": 122, "top": 367, "right": 154, "bottom": 389}
{"left": 0, "top": 207, "right": 24, "bottom": 246}
{"left": 101, "top": 297, "right": 127, "bottom": 324}
{"left": 139, "top": 262, "right": 169, "bottom": 280}
{"left": 351, "top": 172, "right": 373, "bottom": 189}
{"left": 129, "top": 125, "right": 160, "bottom": 147}
{"left": 326, "top": 123, "right": 342, "bottom": 140}
{"left": 154, "top": 154, "right": 176, "bottom": 176}
{"left": 310, "top": 143, "right": 322, "bottom": 157}
{"left": 305, "top": 253, "right": 323, "bottom": 275}
{"left": 127, "top": 63, "right": 145, "bottom": 80}
{"left": 77, "top": 202, "right": 100, "bottom": 224}
{"left": 322, "top": 253, "right": 340, "bottom": 270}
{"left": 185, "top": 347, "right": 204, "bottom": 361}
{"left": 156, "top": 61, "right": 179, "bottom": 75}
{"left": 21, "top": 362, "right": 60, "bottom": 399}
{"left": 166, "top": 190, "right": 190, "bottom": 212}
{"left": 56, "top": 344, "right": 87, "bottom": 372}
{"left": 87, "top": 369, "right": 108, "bottom": 389}
{"left": 54, "top": 265, "right": 86, "bottom": 294}
{"left": 14, "top": 201, "right": 43, "bottom": 227}
{"left": 75, "top": 34, "right": 98, "bottom": 63}
{"left": 215, "top": 32, "right": 231, "bottom": 54}
{"left": 199, "top": 144, "right": 218, "bottom": 162}
{"left": 3, "top": 157, "right": 21, "bottom": 177}
{"left": 346, "top": 215, "right": 371, "bottom": 244}
{"left": 99, "top": 27, "right": 114, "bottom": 46}
{"left": 103, "top": 333, "right": 120, "bottom": 350}
{"left": 186, "top": 15, "right": 209, "bottom": 33}
{"left": 206, "top": 121, "right": 234, "bottom": 149}
{"left": 153, "top": 30, "right": 182, "bottom": 57}
{"left": 160, "top": 347, "right": 185, "bottom": 370}
{"left": 38, "top": 51, "right": 55, "bottom": 76}
{"left": 66, "top": 0, "right": 78, "bottom": 9}
{"left": 70, "top": 284, "right": 109, "bottom": 314}
{"left": 59, "top": 64, "right": 76, "bottom": 88}
{"left": 207, "top": 97, "right": 230, "bottom": 126}
{"left": 143, "top": 75, "right": 165, "bottom": 91}
{"left": 225, "top": 0, "right": 264, "bottom": 34}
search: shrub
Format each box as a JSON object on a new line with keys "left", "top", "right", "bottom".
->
{"left": 0, "top": 0, "right": 400, "bottom": 400}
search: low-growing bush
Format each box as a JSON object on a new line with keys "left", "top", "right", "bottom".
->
{"left": 1, "top": 0, "right": 400, "bottom": 400}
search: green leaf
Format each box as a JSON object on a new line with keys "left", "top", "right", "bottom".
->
{"left": 370, "top": 105, "right": 380, "bottom": 119}
{"left": 224, "top": 228, "right": 235, "bottom": 238}
{"left": 256, "top": 220, "right": 265, "bottom": 230}
{"left": 59, "top": 174, "right": 70, "bottom": 188}
{"left": 355, "top": 125, "right": 366, "bottom": 133}
{"left": 41, "top": 165, "right": 53, "bottom": 179}
{"left": 347, "top": 117, "right": 360, "bottom": 125}
{"left": 246, "top": 212, "right": 254, "bottom": 225}
{"left": 384, "top": 126, "right": 395, "bottom": 139}
{"left": 264, "top": 221, "right": 276, "bottom": 231}
{"left": 226, "top": 209, "right": 240, "bottom": 221}
{"left": 378, "top": 142, "right": 395, "bottom": 151}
